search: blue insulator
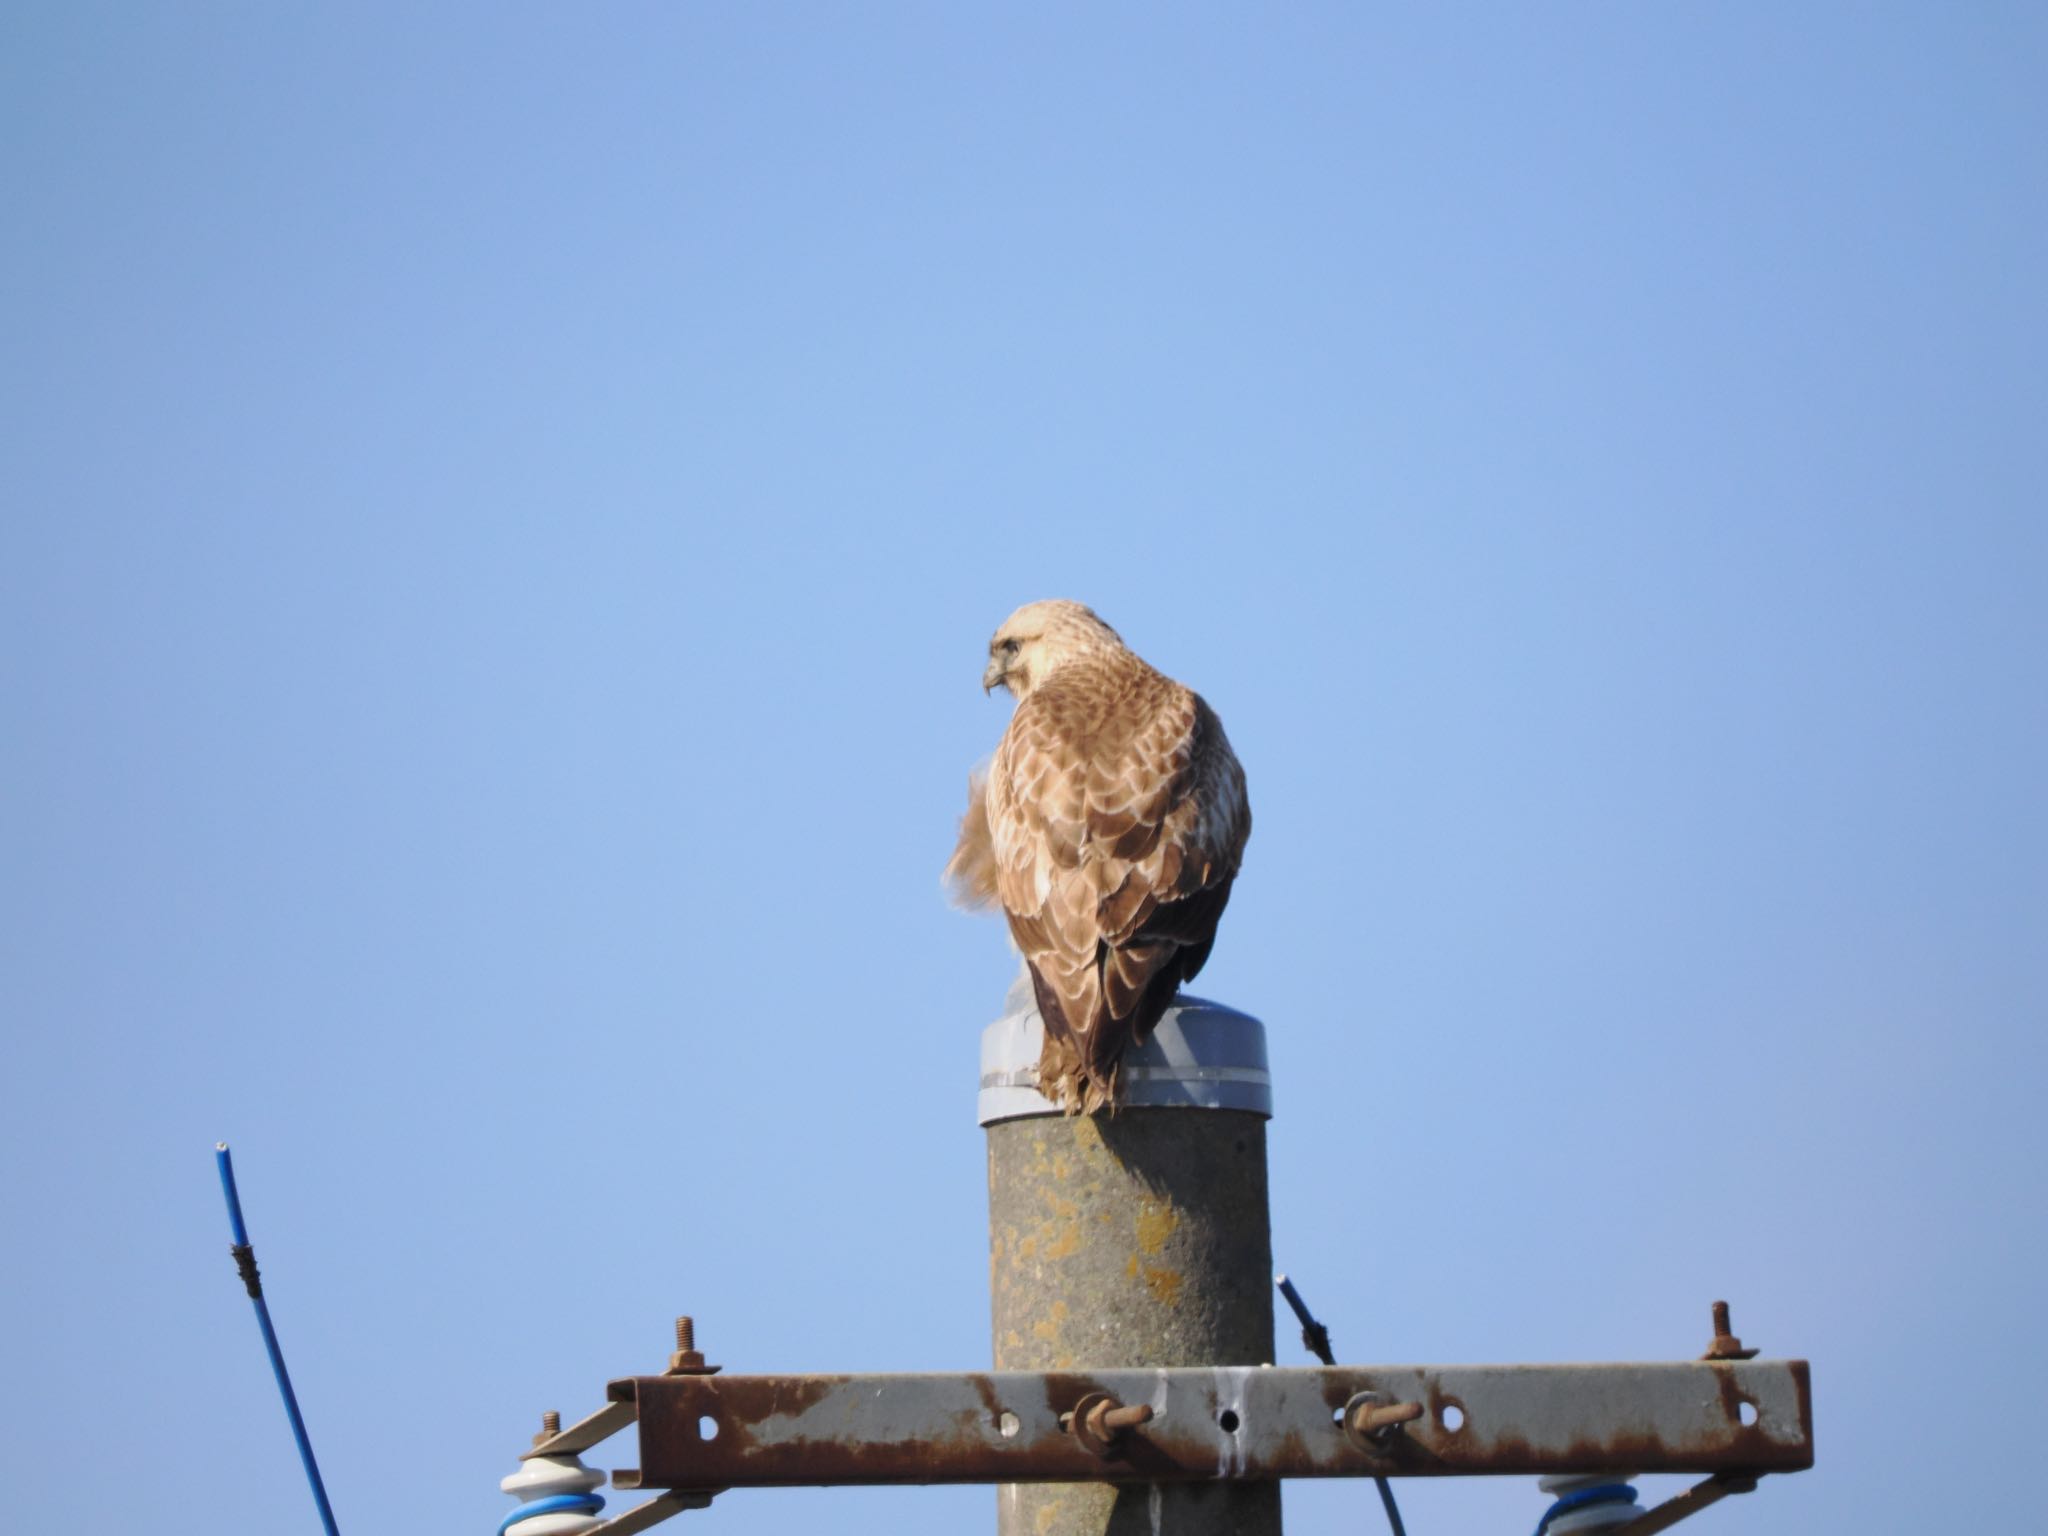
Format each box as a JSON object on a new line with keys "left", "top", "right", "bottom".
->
{"left": 1531, "top": 1474, "right": 1640, "bottom": 1535}
{"left": 499, "top": 1492, "right": 605, "bottom": 1535}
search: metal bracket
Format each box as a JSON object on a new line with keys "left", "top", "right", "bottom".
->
{"left": 518, "top": 1318, "right": 725, "bottom": 1535}
{"left": 598, "top": 1360, "right": 1810, "bottom": 1489}
{"left": 1625, "top": 1471, "right": 1761, "bottom": 1534}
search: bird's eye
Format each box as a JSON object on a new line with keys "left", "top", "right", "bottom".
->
{"left": 1004, "top": 638, "right": 1022, "bottom": 655}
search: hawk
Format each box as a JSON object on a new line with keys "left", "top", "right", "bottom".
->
{"left": 947, "top": 600, "right": 1251, "bottom": 1113}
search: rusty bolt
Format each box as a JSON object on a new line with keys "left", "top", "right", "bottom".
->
{"left": 1351, "top": 1400, "right": 1424, "bottom": 1438}
{"left": 1064, "top": 1392, "right": 1155, "bottom": 1457}
{"left": 1702, "top": 1299, "right": 1759, "bottom": 1361}
{"left": 667, "top": 1314, "right": 719, "bottom": 1375}
{"left": 1342, "top": 1392, "right": 1424, "bottom": 1450}
{"left": 531, "top": 1410, "right": 562, "bottom": 1448}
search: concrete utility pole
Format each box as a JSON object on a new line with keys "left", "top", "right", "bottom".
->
{"left": 980, "top": 972, "right": 1282, "bottom": 1536}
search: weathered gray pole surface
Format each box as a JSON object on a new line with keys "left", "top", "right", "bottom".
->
{"left": 981, "top": 974, "right": 1281, "bottom": 1536}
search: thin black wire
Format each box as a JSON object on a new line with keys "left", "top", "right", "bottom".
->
{"left": 1275, "top": 1274, "right": 1408, "bottom": 1536}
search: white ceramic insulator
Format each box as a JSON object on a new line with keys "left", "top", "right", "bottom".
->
{"left": 500, "top": 1451, "right": 606, "bottom": 1535}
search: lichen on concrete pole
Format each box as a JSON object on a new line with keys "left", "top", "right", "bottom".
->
{"left": 981, "top": 973, "right": 1282, "bottom": 1536}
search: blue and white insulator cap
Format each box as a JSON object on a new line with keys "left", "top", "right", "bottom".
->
{"left": 1531, "top": 1472, "right": 1642, "bottom": 1534}
{"left": 499, "top": 1414, "right": 606, "bottom": 1536}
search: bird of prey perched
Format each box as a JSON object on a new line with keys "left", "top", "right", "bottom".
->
{"left": 947, "top": 600, "right": 1251, "bottom": 1114}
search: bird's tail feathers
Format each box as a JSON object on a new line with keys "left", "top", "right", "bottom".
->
{"left": 1030, "top": 959, "right": 1181, "bottom": 1117}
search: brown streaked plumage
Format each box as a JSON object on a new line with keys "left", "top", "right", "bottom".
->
{"left": 946, "top": 600, "right": 1251, "bottom": 1113}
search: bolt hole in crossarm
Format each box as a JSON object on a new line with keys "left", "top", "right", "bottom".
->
{"left": 1217, "top": 1409, "right": 1241, "bottom": 1433}
{"left": 1737, "top": 1400, "right": 1757, "bottom": 1427}
{"left": 1440, "top": 1402, "right": 1465, "bottom": 1432}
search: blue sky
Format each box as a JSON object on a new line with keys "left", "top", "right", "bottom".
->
{"left": 3, "top": 5, "right": 2043, "bottom": 1533}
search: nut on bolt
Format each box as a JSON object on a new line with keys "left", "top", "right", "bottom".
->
{"left": 1701, "top": 1300, "right": 1759, "bottom": 1362}
{"left": 667, "top": 1315, "right": 721, "bottom": 1375}
{"left": 1342, "top": 1391, "right": 1424, "bottom": 1450}
{"left": 1064, "top": 1392, "right": 1155, "bottom": 1458}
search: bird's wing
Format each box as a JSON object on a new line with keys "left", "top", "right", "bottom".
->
{"left": 1092, "top": 690, "right": 1249, "bottom": 1023}
{"left": 988, "top": 688, "right": 1103, "bottom": 1050}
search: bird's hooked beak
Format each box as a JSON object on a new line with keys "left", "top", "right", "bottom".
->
{"left": 982, "top": 655, "right": 1007, "bottom": 694}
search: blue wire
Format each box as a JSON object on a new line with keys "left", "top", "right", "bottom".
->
{"left": 499, "top": 1492, "right": 606, "bottom": 1534}
{"left": 216, "top": 1148, "right": 250, "bottom": 1246}
{"left": 1276, "top": 1273, "right": 1311, "bottom": 1321}
{"left": 216, "top": 1143, "right": 343, "bottom": 1536}
{"left": 1530, "top": 1483, "right": 1638, "bottom": 1536}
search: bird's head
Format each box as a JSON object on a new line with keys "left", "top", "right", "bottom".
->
{"left": 982, "top": 600, "right": 1124, "bottom": 699}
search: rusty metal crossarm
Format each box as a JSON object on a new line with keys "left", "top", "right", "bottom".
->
{"left": 610, "top": 1360, "right": 1812, "bottom": 1489}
